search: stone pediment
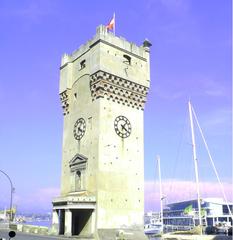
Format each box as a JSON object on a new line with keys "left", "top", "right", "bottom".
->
{"left": 69, "top": 153, "right": 88, "bottom": 172}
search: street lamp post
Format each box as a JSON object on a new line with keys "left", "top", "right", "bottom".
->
{"left": 0, "top": 170, "right": 14, "bottom": 222}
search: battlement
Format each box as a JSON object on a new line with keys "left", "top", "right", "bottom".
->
{"left": 61, "top": 25, "right": 151, "bottom": 66}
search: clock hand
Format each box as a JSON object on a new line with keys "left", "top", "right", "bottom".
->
{"left": 121, "top": 124, "right": 129, "bottom": 133}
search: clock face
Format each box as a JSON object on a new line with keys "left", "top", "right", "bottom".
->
{"left": 73, "top": 118, "right": 86, "bottom": 140}
{"left": 114, "top": 116, "right": 132, "bottom": 138}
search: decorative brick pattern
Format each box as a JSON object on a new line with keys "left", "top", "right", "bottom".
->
{"left": 60, "top": 90, "right": 70, "bottom": 115}
{"left": 90, "top": 71, "right": 149, "bottom": 110}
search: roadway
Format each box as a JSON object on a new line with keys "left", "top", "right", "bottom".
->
{"left": 0, "top": 229, "right": 78, "bottom": 240}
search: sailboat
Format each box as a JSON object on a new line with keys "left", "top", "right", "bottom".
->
{"left": 188, "top": 100, "right": 232, "bottom": 232}
{"left": 162, "top": 101, "right": 233, "bottom": 233}
{"left": 144, "top": 156, "right": 164, "bottom": 235}
{"left": 145, "top": 101, "right": 232, "bottom": 235}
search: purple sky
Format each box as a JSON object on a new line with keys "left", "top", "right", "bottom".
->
{"left": 0, "top": 0, "right": 232, "bottom": 213}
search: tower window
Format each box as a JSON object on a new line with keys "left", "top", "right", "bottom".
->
{"left": 80, "top": 59, "right": 86, "bottom": 69}
{"left": 76, "top": 170, "right": 81, "bottom": 178}
{"left": 75, "top": 170, "right": 81, "bottom": 191}
{"left": 74, "top": 93, "right": 77, "bottom": 100}
{"left": 123, "top": 54, "right": 131, "bottom": 65}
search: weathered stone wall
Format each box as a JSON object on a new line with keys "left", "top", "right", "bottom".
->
{"left": 57, "top": 24, "right": 151, "bottom": 236}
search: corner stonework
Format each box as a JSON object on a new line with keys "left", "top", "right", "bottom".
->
{"left": 60, "top": 89, "right": 71, "bottom": 115}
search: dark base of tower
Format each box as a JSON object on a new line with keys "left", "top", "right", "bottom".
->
{"left": 52, "top": 196, "right": 147, "bottom": 239}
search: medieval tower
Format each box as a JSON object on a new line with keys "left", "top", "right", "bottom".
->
{"left": 52, "top": 25, "right": 151, "bottom": 239}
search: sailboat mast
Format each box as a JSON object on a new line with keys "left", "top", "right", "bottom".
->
{"left": 191, "top": 106, "right": 233, "bottom": 218}
{"left": 188, "top": 101, "right": 202, "bottom": 229}
{"left": 157, "top": 155, "right": 163, "bottom": 232}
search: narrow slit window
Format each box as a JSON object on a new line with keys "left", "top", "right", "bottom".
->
{"left": 80, "top": 59, "right": 86, "bottom": 69}
{"left": 123, "top": 54, "right": 131, "bottom": 65}
{"left": 75, "top": 170, "right": 81, "bottom": 191}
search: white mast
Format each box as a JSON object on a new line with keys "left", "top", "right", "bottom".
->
{"left": 157, "top": 155, "right": 163, "bottom": 232}
{"left": 188, "top": 101, "right": 202, "bottom": 230}
{"left": 113, "top": 12, "right": 116, "bottom": 36}
{"left": 191, "top": 105, "right": 233, "bottom": 218}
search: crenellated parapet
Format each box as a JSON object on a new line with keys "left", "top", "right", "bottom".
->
{"left": 90, "top": 70, "right": 149, "bottom": 110}
{"left": 66, "top": 25, "right": 148, "bottom": 66}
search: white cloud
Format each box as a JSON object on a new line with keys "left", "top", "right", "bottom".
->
{"left": 154, "top": 74, "right": 230, "bottom": 102}
{"left": 154, "top": 87, "right": 185, "bottom": 100}
{"left": 2, "top": 182, "right": 232, "bottom": 213}
{"left": 13, "top": 187, "right": 60, "bottom": 212}
{"left": 199, "top": 108, "right": 232, "bottom": 136}
{"left": 200, "top": 78, "right": 229, "bottom": 98}
{"left": 145, "top": 180, "right": 233, "bottom": 211}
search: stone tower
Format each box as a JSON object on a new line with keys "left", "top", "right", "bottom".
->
{"left": 52, "top": 25, "right": 151, "bottom": 239}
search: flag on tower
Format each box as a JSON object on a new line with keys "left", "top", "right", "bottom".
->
{"left": 106, "top": 13, "right": 115, "bottom": 34}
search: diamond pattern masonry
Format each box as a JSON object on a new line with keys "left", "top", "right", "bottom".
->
{"left": 90, "top": 70, "right": 149, "bottom": 110}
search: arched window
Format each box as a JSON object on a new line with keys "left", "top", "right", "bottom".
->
{"left": 123, "top": 54, "right": 131, "bottom": 65}
{"left": 76, "top": 170, "right": 81, "bottom": 177}
{"left": 75, "top": 170, "right": 81, "bottom": 190}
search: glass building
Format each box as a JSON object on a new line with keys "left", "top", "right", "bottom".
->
{"left": 163, "top": 198, "right": 233, "bottom": 229}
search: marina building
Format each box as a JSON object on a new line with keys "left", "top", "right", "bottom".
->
{"left": 163, "top": 198, "right": 233, "bottom": 229}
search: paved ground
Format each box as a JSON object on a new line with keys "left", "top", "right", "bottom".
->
{"left": 0, "top": 229, "right": 77, "bottom": 240}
